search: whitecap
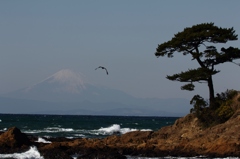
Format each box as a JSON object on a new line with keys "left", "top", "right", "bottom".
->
{"left": 98, "top": 124, "right": 121, "bottom": 135}
{"left": 71, "top": 154, "right": 80, "bottom": 159}
{"left": 140, "top": 129, "right": 152, "bottom": 131}
{"left": 120, "top": 128, "right": 138, "bottom": 134}
{"left": 0, "top": 146, "right": 44, "bottom": 159}
{"left": 0, "top": 128, "right": 7, "bottom": 131}
{"left": 35, "top": 137, "right": 51, "bottom": 143}
{"left": 66, "top": 137, "right": 74, "bottom": 139}
{"left": 74, "top": 134, "right": 85, "bottom": 137}
{"left": 24, "top": 130, "right": 42, "bottom": 134}
{"left": 45, "top": 127, "right": 74, "bottom": 133}
{"left": 24, "top": 127, "right": 74, "bottom": 134}
{"left": 96, "top": 124, "right": 152, "bottom": 135}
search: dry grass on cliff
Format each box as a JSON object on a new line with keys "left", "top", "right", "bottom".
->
{"left": 229, "top": 92, "right": 240, "bottom": 119}
{"left": 231, "top": 91, "right": 240, "bottom": 110}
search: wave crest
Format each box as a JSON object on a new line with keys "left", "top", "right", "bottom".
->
{"left": 94, "top": 124, "right": 151, "bottom": 135}
{"left": 0, "top": 146, "right": 44, "bottom": 159}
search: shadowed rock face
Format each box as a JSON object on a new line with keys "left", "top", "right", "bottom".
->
{"left": 1, "top": 110, "right": 240, "bottom": 158}
{"left": 0, "top": 127, "right": 31, "bottom": 153}
{"left": 0, "top": 127, "right": 31, "bottom": 146}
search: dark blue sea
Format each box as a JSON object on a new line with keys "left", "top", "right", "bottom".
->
{"left": 0, "top": 114, "right": 177, "bottom": 139}
{"left": 0, "top": 114, "right": 238, "bottom": 159}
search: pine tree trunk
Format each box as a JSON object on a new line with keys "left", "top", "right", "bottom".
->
{"left": 208, "top": 76, "right": 215, "bottom": 108}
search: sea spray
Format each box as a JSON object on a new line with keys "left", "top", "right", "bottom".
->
{"left": 98, "top": 124, "right": 122, "bottom": 135}
{"left": 96, "top": 124, "right": 151, "bottom": 135}
{"left": 0, "top": 146, "right": 44, "bottom": 159}
{"left": 35, "top": 137, "right": 51, "bottom": 143}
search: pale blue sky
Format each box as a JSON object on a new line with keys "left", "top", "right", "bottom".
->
{"left": 0, "top": 1, "right": 240, "bottom": 100}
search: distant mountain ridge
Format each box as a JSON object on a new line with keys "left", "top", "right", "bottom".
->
{"left": 1, "top": 69, "right": 192, "bottom": 116}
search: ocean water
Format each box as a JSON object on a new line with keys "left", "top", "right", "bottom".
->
{"left": 0, "top": 114, "right": 177, "bottom": 138}
{"left": 0, "top": 114, "right": 238, "bottom": 159}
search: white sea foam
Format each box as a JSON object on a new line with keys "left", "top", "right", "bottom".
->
{"left": 71, "top": 154, "right": 80, "bottom": 159}
{"left": 35, "top": 137, "right": 51, "bottom": 143}
{"left": 0, "top": 128, "right": 7, "bottom": 131}
{"left": 95, "top": 124, "right": 152, "bottom": 135}
{"left": 0, "top": 146, "right": 44, "bottom": 159}
{"left": 74, "top": 134, "right": 85, "bottom": 137}
{"left": 120, "top": 128, "right": 138, "bottom": 134}
{"left": 98, "top": 124, "right": 121, "bottom": 134}
{"left": 24, "top": 127, "right": 74, "bottom": 134}
{"left": 45, "top": 127, "right": 74, "bottom": 132}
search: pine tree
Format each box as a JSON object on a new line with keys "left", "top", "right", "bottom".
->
{"left": 155, "top": 23, "right": 240, "bottom": 108}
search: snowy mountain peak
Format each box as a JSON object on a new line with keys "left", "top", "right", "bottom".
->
{"left": 47, "top": 69, "right": 86, "bottom": 85}
{"left": 26, "top": 69, "right": 87, "bottom": 94}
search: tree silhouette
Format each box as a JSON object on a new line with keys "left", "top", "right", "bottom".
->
{"left": 155, "top": 23, "right": 240, "bottom": 108}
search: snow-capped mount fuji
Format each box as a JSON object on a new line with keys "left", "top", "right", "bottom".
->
{"left": 25, "top": 69, "right": 87, "bottom": 94}
{"left": 4, "top": 69, "right": 135, "bottom": 103}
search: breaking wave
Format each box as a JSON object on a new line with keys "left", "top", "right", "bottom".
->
{"left": 92, "top": 124, "right": 152, "bottom": 135}
{"left": 0, "top": 146, "right": 44, "bottom": 159}
{"left": 35, "top": 137, "right": 51, "bottom": 143}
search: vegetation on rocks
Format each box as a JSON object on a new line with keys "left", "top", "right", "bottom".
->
{"left": 190, "top": 89, "right": 239, "bottom": 127}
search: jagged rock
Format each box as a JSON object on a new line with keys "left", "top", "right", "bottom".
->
{"left": 0, "top": 127, "right": 31, "bottom": 153}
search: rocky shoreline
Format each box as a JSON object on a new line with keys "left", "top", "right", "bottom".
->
{"left": 1, "top": 111, "right": 240, "bottom": 158}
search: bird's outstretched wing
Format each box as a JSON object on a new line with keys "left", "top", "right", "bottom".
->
{"left": 105, "top": 69, "right": 108, "bottom": 75}
{"left": 95, "top": 66, "right": 108, "bottom": 75}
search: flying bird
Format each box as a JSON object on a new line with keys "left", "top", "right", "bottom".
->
{"left": 95, "top": 66, "right": 108, "bottom": 75}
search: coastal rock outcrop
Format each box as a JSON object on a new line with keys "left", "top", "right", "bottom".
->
{"left": 1, "top": 99, "right": 240, "bottom": 158}
{"left": 101, "top": 112, "right": 240, "bottom": 157}
{"left": 0, "top": 127, "right": 31, "bottom": 153}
